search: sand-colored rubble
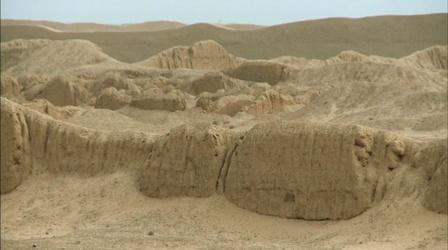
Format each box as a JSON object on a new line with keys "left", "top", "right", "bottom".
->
{"left": 140, "top": 40, "right": 244, "bottom": 71}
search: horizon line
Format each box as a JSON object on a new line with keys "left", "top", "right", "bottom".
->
{"left": 1, "top": 12, "right": 446, "bottom": 27}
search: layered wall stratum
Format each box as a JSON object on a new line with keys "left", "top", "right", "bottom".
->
{"left": 1, "top": 97, "right": 446, "bottom": 219}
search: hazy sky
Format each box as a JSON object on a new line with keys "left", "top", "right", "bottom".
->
{"left": 1, "top": 0, "right": 447, "bottom": 25}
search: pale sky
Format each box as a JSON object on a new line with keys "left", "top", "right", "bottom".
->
{"left": 1, "top": 0, "right": 447, "bottom": 25}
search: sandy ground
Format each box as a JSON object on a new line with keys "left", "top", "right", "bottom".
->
{"left": 1, "top": 172, "right": 447, "bottom": 250}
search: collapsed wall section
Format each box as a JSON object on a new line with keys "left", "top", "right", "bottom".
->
{"left": 224, "top": 122, "right": 380, "bottom": 219}
{"left": 0, "top": 97, "right": 154, "bottom": 194}
{"left": 1, "top": 98, "right": 446, "bottom": 218}
{"left": 1, "top": 98, "right": 30, "bottom": 193}
{"left": 417, "top": 139, "right": 448, "bottom": 214}
{"left": 222, "top": 122, "right": 443, "bottom": 219}
{"left": 138, "top": 124, "right": 229, "bottom": 198}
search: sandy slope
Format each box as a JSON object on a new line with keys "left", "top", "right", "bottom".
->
{"left": 0, "top": 16, "right": 447, "bottom": 249}
{"left": 1, "top": 19, "right": 186, "bottom": 32}
{"left": 1, "top": 173, "right": 446, "bottom": 250}
{"left": 1, "top": 14, "right": 447, "bottom": 62}
{"left": 1, "top": 19, "right": 264, "bottom": 33}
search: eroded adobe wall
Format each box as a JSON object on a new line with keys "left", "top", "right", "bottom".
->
{"left": 0, "top": 98, "right": 154, "bottom": 193}
{"left": 1, "top": 98, "right": 446, "bottom": 218}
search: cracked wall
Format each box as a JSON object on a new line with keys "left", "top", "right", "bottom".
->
{"left": 1, "top": 97, "right": 446, "bottom": 219}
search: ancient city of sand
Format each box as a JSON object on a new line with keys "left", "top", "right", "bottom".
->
{"left": 0, "top": 13, "right": 447, "bottom": 250}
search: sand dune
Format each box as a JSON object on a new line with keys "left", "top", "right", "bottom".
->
{"left": 1, "top": 19, "right": 264, "bottom": 32}
{"left": 1, "top": 19, "right": 186, "bottom": 32}
{"left": 1, "top": 14, "right": 447, "bottom": 62}
{"left": 222, "top": 23, "right": 265, "bottom": 30}
{"left": 1, "top": 39, "right": 118, "bottom": 75}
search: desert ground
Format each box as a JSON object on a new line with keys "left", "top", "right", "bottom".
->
{"left": 0, "top": 13, "right": 447, "bottom": 250}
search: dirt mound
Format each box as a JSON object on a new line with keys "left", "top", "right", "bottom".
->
{"left": 271, "top": 46, "right": 448, "bottom": 72}
{"left": 140, "top": 40, "right": 244, "bottom": 70}
{"left": 22, "top": 98, "right": 81, "bottom": 119}
{"left": 326, "top": 50, "right": 371, "bottom": 64}
{"left": 324, "top": 50, "right": 397, "bottom": 65}
{"left": 1, "top": 40, "right": 445, "bottom": 134}
{"left": 211, "top": 95, "right": 255, "bottom": 116}
{"left": 15, "top": 74, "right": 49, "bottom": 100}
{"left": 0, "top": 74, "right": 21, "bottom": 98}
{"left": 225, "top": 61, "right": 290, "bottom": 85}
{"left": 245, "top": 90, "right": 294, "bottom": 114}
{"left": 185, "top": 72, "right": 244, "bottom": 95}
{"left": 95, "top": 87, "right": 132, "bottom": 110}
{"left": 138, "top": 124, "right": 229, "bottom": 198}
{"left": 283, "top": 60, "right": 447, "bottom": 131}
{"left": 418, "top": 139, "right": 448, "bottom": 214}
{"left": 0, "top": 39, "right": 50, "bottom": 72}
{"left": 38, "top": 76, "right": 90, "bottom": 106}
{"left": 91, "top": 73, "right": 142, "bottom": 97}
{"left": 197, "top": 90, "right": 294, "bottom": 116}
{"left": 1, "top": 39, "right": 117, "bottom": 75}
{"left": 270, "top": 56, "right": 324, "bottom": 69}
{"left": 400, "top": 45, "right": 448, "bottom": 70}
{"left": 292, "top": 61, "right": 444, "bottom": 88}
{"left": 131, "top": 92, "right": 187, "bottom": 111}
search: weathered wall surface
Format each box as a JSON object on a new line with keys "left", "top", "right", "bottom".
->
{"left": 224, "top": 122, "right": 378, "bottom": 220}
{"left": 0, "top": 74, "right": 21, "bottom": 99}
{"left": 38, "top": 76, "right": 90, "bottom": 107}
{"left": 130, "top": 93, "right": 187, "bottom": 112}
{"left": 223, "top": 122, "right": 445, "bottom": 219}
{"left": 141, "top": 40, "right": 244, "bottom": 71}
{"left": 138, "top": 124, "right": 230, "bottom": 198}
{"left": 416, "top": 139, "right": 448, "bottom": 214}
{"left": 225, "top": 61, "right": 290, "bottom": 85}
{"left": 0, "top": 97, "right": 154, "bottom": 193}
{"left": 1, "top": 98, "right": 446, "bottom": 218}
{"left": 95, "top": 87, "right": 131, "bottom": 110}
{"left": 1, "top": 98, "right": 30, "bottom": 193}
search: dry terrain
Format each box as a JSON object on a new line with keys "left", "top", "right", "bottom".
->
{"left": 0, "top": 14, "right": 447, "bottom": 250}
{"left": 1, "top": 13, "right": 446, "bottom": 62}
{"left": 1, "top": 19, "right": 264, "bottom": 33}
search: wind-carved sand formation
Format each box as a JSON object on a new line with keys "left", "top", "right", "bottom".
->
{"left": 1, "top": 14, "right": 447, "bottom": 249}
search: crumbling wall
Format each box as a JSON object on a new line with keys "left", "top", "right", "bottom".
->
{"left": 416, "top": 139, "right": 448, "bottom": 214}
{"left": 223, "top": 122, "right": 440, "bottom": 219}
{"left": 1, "top": 98, "right": 446, "bottom": 218}
{"left": 225, "top": 61, "right": 290, "bottom": 85}
{"left": 0, "top": 97, "right": 154, "bottom": 194}
{"left": 138, "top": 124, "right": 229, "bottom": 198}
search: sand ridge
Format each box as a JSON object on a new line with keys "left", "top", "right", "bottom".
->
{"left": 1, "top": 19, "right": 265, "bottom": 33}
{"left": 1, "top": 13, "right": 447, "bottom": 62}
